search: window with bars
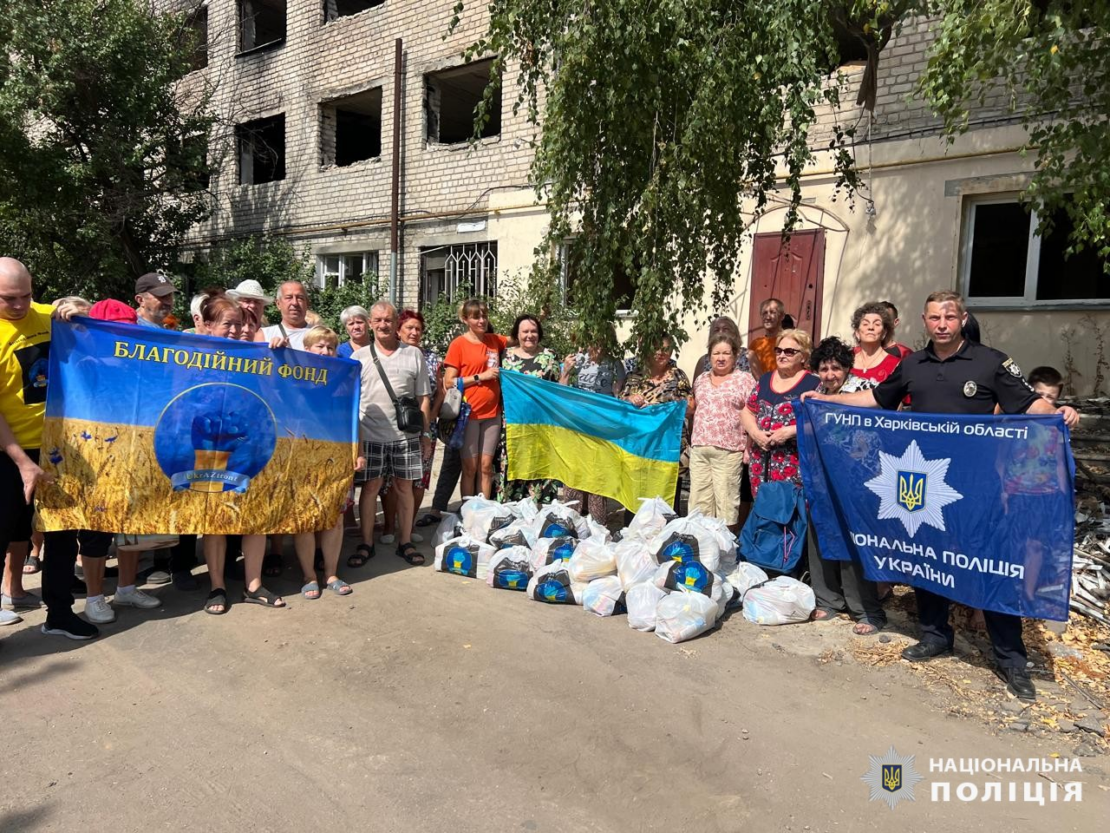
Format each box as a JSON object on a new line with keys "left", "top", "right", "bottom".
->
{"left": 316, "top": 251, "right": 379, "bottom": 289}
{"left": 420, "top": 242, "right": 498, "bottom": 305}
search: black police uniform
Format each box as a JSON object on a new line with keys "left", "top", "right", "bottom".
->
{"left": 872, "top": 338, "right": 1040, "bottom": 670}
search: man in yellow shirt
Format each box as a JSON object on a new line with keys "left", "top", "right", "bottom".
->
{"left": 0, "top": 257, "right": 98, "bottom": 640}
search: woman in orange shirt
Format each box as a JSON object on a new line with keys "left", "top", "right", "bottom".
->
{"left": 443, "top": 298, "right": 507, "bottom": 499}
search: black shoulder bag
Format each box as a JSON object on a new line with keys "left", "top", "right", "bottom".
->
{"left": 370, "top": 342, "right": 424, "bottom": 435}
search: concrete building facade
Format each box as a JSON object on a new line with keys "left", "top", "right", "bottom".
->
{"left": 177, "top": 4, "right": 1109, "bottom": 393}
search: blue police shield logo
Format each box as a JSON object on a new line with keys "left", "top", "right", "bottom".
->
{"left": 895, "top": 471, "right": 926, "bottom": 514}
{"left": 881, "top": 764, "right": 902, "bottom": 793}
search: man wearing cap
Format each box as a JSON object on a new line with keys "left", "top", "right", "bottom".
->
{"left": 134, "top": 272, "right": 176, "bottom": 328}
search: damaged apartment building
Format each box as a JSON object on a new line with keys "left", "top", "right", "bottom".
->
{"left": 173, "top": 3, "right": 1109, "bottom": 391}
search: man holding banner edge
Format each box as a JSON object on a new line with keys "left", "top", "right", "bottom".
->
{"left": 803, "top": 290, "right": 1078, "bottom": 702}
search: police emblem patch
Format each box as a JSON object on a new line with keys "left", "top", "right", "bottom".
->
{"left": 962, "top": 380, "right": 977, "bottom": 397}
{"left": 1002, "top": 358, "right": 1023, "bottom": 377}
{"left": 861, "top": 746, "right": 923, "bottom": 810}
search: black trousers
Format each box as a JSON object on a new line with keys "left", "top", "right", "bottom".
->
{"left": 153, "top": 534, "right": 199, "bottom": 573}
{"left": 431, "top": 444, "right": 463, "bottom": 513}
{"left": 41, "top": 529, "right": 112, "bottom": 616}
{"left": 915, "top": 587, "right": 1027, "bottom": 670}
{"left": 808, "top": 533, "right": 886, "bottom": 626}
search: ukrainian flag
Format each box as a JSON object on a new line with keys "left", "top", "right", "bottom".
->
{"left": 501, "top": 369, "right": 686, "bottom": 511}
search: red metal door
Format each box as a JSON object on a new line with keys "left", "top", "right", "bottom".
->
{"left": 746, "top": 229, "right": 825, "bottom": 344}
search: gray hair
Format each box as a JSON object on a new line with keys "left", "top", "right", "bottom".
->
{"left": 369, "top": 299, "right": 397, "bottom": 320}
{"left": 340, "top": 305, "right": 371, "bottom": 325}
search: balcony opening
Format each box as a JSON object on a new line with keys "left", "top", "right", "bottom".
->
{"left": 320, "top": 88, "right": 383, "bottom": 167}
{"left": 424, "top": 58, "right": 501, "bottom": 145}
{"left": 236, "top": 114, "right": 286, "bottom": 185}
{"left": 239, "top": 0, "right": 286, "bottom": 53}
{"left": 185, "top": 5, "right": 208, "bottom": 71}
{"left": 323, "top": 0, "right": 385, "bottom": 23}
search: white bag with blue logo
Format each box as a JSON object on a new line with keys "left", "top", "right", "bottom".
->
{"left": 653, "top": 561, "right": 735, "bottom": 618}
{"left": 526, "top": 560, "right": 587, "bottom": 605}
{"left": 530, "top": 500, "right": 590, "bottom": 541}
{"left": 649, "top": 514, "right": 723, "bottom": 573}
{"left": 531, "top": 536, "right": 579, "bottom": 571}
{"left": 625, "top": 582, "right": 668, "bottom": 632}
{"left": 489, "top": 519, "right": 538, "bottom": 551}
{"left": 655, "top": 590, "right": 719, "bottom": 644}
{"left": 434, "top": 536, "right": 496, "bottom": 580}
{"left": 688, "top": 512, "right": 738, "bottom": 573}
{"left": 626, "top": 497, "right": 677, "bottom": 541}
{"left": 741, "top": 576, "right": 816, "bottom": 625}
{"left": 615, "top": 538, "right": 657, "bottom": 590}
{"left": 432, "top": 513, "right": 464, "bottom": 549}
{"left": 502, "top": 498, "right": 540, "bottom": 522}
{"left": 727, "top": 561, "right": 769, "bottom": 598}
{"left": 582, "top": 576, "right": 626, "bottom": 617}
{"left": 459, "top": 495, "right": 515, "bottom": 542}
{"left": 567, "top": 536, "right": 618, "bottom": 583}
{"left": 486, "top": 546, "right": 535, "bottom": 591}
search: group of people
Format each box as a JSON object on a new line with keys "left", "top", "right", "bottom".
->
{"left": 0, "top": 255, "right": 1083, "bottom": 702}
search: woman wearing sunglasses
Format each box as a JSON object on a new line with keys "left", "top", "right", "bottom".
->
{"left": 739, "top": 329, "right": 819, "bottom": 499}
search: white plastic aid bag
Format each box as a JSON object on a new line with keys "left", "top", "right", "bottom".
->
{"left": 531, "top": 537, "right": 579, "bottom": 571}
{"left": 649, "top": 515, "right": 723, "bottom": 573}
{"left": 655, "top": 591, "right": 719, "bottom": 644}
{"left": 527, "top": 561, "right": 586, "bottom": 605}
{"left": 615, "top": 539, "right": 657, "bottom": 591}
{"left": 741, "top": 576, "right": 816, "bottom": 625}
{"left": 486, "top": 546, "right": 535, "bottom": 591}
{"left": 626, "top": 583, "right": 668, "bottom": 631}
{"left": 502, "top": 498, "right": 540, "bottom": 522}
{"left": 585, "top": 517, "right": 612, "bottom": 542}
{"left": 688, "top": 512, "right": 738, "bottom": 573}
{"left": 531, "top": 500, "right": 590, "bottom": 541}
{"left": 582, "top": 576, "right": 626, "bottom": 617}
{"left": 727, "top": 562, "right": 769, "bottom": 598}
{"left": 434, "top": 536, "right": 496, "bottom": 580}
{"left": 459, "top": 495, "right": 515, "bottom": 542}
{"left": 432, "top": 513, "right": 464, "bottom": 549}
{"left": 627, "top": 497, "right": 677, "bottom": 540}
{"left": 567, "top": 536, "right": 618, "bottom": 583}
{"left": 489, "top": 520, "right": 538, "bottom": 551}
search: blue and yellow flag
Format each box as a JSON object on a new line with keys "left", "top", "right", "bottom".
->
{"left": 36, "top": 318, "right": 359, "bottom": 535}
{"left": 500, "top": 369, "right": 686, "bottom": 511}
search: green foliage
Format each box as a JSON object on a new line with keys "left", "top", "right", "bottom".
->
{"left": 312, "top": 279, "right": 382, "bottom": 336}
{"left": 453, "top": 1, "right": 872, "bottom": 359}
{"left": 919, "top": 0, "right": 1110, "bottom": 266}
{"left": 0, "top": 0, "right": 216, "bottom": 304}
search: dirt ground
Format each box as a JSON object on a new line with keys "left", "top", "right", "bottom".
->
{"left": 1, "top": 522, "right": 1107, "bottom": 833}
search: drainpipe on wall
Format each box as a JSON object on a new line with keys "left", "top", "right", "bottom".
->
{"left": 389, "top": 37, "right": 403, "bottom": 304}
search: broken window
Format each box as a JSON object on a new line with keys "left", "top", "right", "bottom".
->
{"left": 320, "top": 88, "right": 382, "bottom": 167}
{"left": 424, "top": 59, "right": 501, "bottom": 145}
{"left": 185, "top": 5, "right": 208, "bottom": 71}
{"left": 236, "top": 115, "right": 286, "bottom": 185}
{"left": 420, "top": 242, "right": 498, "bottom": 305}
{"left": 239, "top": 0, "right": 286, "bottom": 53}
{"left": 826, "top": 13, "right": 869, "bottom": 71}
{"left": 322, "top": 0, "right": 385, "bottom": 23}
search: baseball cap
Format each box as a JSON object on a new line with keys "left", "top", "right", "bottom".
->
{"left": 89, "top": 299, "right": 138, "bottom": 324}
{"left": 227, "top": 279, "right": 274, "bottom": 304}
{"left": 135, "top": 272, "right": 176, "bottom": 297}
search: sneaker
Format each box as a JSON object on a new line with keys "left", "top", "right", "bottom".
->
{"left": 0, "top": 609, "right": 22, "bottom": 626}
{"left": 380, "top": 533, "right": 396, "bottom": 544}
{"left": 145, "top": 570, "right": 172, "bottom": 586}
{"left": 42, "top": 612, "right": 99, "bottom": 640}
{"left": 113, "top": 587, "right": 161, "bottom": 610}
{"left": 2, "top": 592, "right": 42, "bottom": 610}
{"left": 410, "top": 532, "right": 424, "bottom": 543}
{"left": 84, "top": 597, "right": 116, "bottom": 624}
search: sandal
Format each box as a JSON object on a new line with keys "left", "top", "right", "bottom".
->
{"left": 23, "top": 554, "right": 41, "bottom": 574}
{"left": 241, "top": 586, "right": 286, "bottom": 608}
{"left": 415, "top": 513, "right": 441, "bottom": 528}
{"left": 396, "top": 542, "right": 425, "bottom": 566}
{"left": 204, "top": 589, "right": 228, "bottom": 615}
{"left": 853, "top": 621, "right": 883, "bottom": 636}
{"left": 301, "top": 581, "right": 321, "bottom": 600}
{"left": 327, "top": 578, "right": 353, "bottom": 596}
{"left": 262, "top": 553, "right": 283, "bottom": 577}
{"left": 811, "top": 608, "right": 840, "bottom": 622}
{"left": 348, "top": 543, "right": 374, "bottom": 568}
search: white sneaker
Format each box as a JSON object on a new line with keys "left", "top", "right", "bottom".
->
{"left": 380, "top": 533, "right": 396, "bottom": 544}
{"left": 113, "top": 587, "right": 161, "bottom": 610}
{"left": 411, "top": 532, "right": 424, "bottom": 543}
{"left": 85, "top": 597, "right": 116, "bottom": 624}
{"left": 0, "top": 609, "right": 22, "bottom": 626}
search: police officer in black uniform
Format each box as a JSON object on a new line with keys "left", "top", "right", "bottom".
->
{"left": 808, "top": 290, "right": 1079, "bottom": 701}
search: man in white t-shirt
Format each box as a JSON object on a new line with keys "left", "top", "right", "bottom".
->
{"left": 256, "top": 280, "right": 310, "bottom": 349}
{"left": 351, "top": 301, "right": 432, "bottom": 566}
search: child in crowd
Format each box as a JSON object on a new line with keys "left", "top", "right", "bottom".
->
{"left": 1028, "top": 366, "right": 1063, "bottom": 407}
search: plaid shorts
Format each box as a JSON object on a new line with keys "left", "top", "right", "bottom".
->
{"left": 359, "top": 437, "right": 423, "bottom": 483}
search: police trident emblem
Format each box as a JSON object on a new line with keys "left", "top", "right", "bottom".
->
{"left": 881, "top": 764, "right": 902, "bottom": 792}
{"left": 862, "top": 747, "right": 923, "bottom": 809}
{"left": 896, "top": 471, "right": 926, "bottom": 513}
